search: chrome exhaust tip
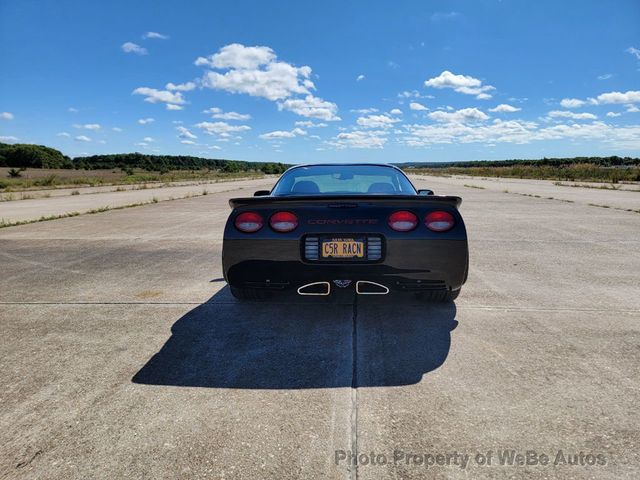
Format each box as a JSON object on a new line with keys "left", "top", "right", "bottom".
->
{"left": 297, "top": 281, "right": 331, "bottom": 296}
{"left": 356, "top": 281, "right": 389, "bottom": 295}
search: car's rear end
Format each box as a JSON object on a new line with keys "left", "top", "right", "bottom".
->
{"left": 222, "top": 194, "right": 468, "bottom": 301}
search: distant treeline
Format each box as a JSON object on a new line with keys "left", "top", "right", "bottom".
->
{"left": 73, "top": 153, "right": 289, "bottom": 174}
{"left": 0, "top": 143, "right": 73, "bottom": 169}
{"left": 3, "top": 142, "right": 639, "bottom": 179}
{"left": 0, "top": 143, "right": 289, "bottom": 174}
{"left": 399, "top": 156, "right": 640, "bottom": 169}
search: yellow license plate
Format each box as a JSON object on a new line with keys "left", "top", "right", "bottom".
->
{"left": 322, "top": 239, "right": 364, "bottom": 258}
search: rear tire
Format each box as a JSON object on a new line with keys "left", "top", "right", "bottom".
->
{"left": 416, "top": 289, "right": 460, "bottom": 303}
{"left": 229, "top": 286, "right": 272, "bottom": 301}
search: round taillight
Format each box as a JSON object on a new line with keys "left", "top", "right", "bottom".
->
{"left": 270, "top": 211, "right": 298, "bottom": 232}
{"left": 425, "top": 211, "right": 455, "bottom": 232}
{"left": 234, "top": 211, "right": 263, "bottom": 233}
{"left": 388, "top": 210, "right": 418, "bottom": 232}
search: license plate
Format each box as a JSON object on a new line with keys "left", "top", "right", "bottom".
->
{"left": 322, "top": 238, "right": 364, "bottom": 258}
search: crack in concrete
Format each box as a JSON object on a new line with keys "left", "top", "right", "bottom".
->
{"left": 349, "top": 298, "right": 359, "bottom": 480}
{"left": 16, "top": 449, "right": 42, "bottom": 469}
{"left": 1, "top": 301, "right": 639, "bottom": 314}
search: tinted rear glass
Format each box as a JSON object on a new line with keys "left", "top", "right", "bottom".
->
{"left": 271, "top": 165, "right": 416, "bottom": 196}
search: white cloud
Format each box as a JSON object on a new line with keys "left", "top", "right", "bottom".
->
{"left": 295, "top": 120, "right": 327, "bottom": 128}
{"left": 0, "top": 135, "right": 18, "bottom": 142}
{"left": 176, "top": 126, "right": 197, "bottom": 139}
{"left": 277, "top": 95, "right": 340, "bottom": 121}
{"left": 547, "top": 110, "right": 597, "bottom": 120}
{"left": 350, "top": 108, "right": 379, "bottom": 114}
{"left": 132, "top": 87, "right": 186, "bottom": 108}
{"left": 196, "top": 43, "right": 276, "bottom": 69}
{"left": 597, "top": 73, "right": 613, "bottom": 80}
{"left": 208, "top": 145, "right": 222, "bottom": 150}
{"left": 626, "top": 47, "right": 640, "bottom": 60}
{"left": 356, "top": 74, "right": 365, "bottom": 81}
{"left": 121, "top": 42, "right": 148, "bottom": 55}
{"left": 73, "top": 123, "right": 101, "bottom": 130}
{"left": 203, "top": 107, "right": 251, "bottom": 121}
{"left": 389, "top": 108, "right": 403, "bottom": 115}
{"left": 426, "top": 70, "right": 480, "bottom": 89}
{"left": 180, "top": 140, "right": 196, "bottom": 145}
{"left": 199, "top": 44, "right": 312, "bottom": 100}
{"left": 356, "top": 114, "right": 400, "bottom": 129}
{"left": 424, "top": 70, "right": 495, "bottom": 98}
{"left": 112, "top": 127, "right": 123, "bottom": 132}
{"left": 489, "top": 104, "right": 521, "bottom": 113}
{"left": 195, "top": 121, "right": 251, "bottom": 136}
{"left": 138, "top": 118, "right": 155, "bottom": 125}
{"left": 143, "top": 136, "right": 154, "bottom": 142}
{"left": 401, "top": 118, "right": 640, "bottom": 150}
{"left": 606, "top": 112, "right": 621, "bottom": 117}
{"left": 1, "top": 112, "right": 14, "bottom": 120}
{"left": 409, "top": 102, "right": 428, "bottom": 111}
{"left": 197, "top": 43, "right": 339, "bottom": 120}
{"left": 591, "top": 90, "right": 640, "bottom": 105}
{"left": 143, "top": 32, "right": 169, "bottom": 40}
{"left": 329, "top": 130, "right": 388, "bottom": 149}
{"left": 202, "top": 63, "right": 312, "bottom": 101}
{"left": 57, "top": 132, "right": 71, "bottom": 137}
{"left": 75, "top": 135, "right": 91, "bottom": 142}
{"left": 166, "top": 81, "right": 196, "bottom": 91}
{"left": 428, "top": 107, "right": 489, "bottom": 123}
{"left": 627, "top": 105, "right": 640, "bottom": 113}
{"left": 560, "top": 98, "right": 586, "bottom": 108}
{"left": 166, "top": 104, "right": 183, "bottom": 110}
{"left": 67, "top": 107, "right": 78, "bottom": 113}
{"left": 398, "top": 90, "right": 432, "bottom": 99}
{"left": 259, "top": 128, "right": 307, "bottom": 139}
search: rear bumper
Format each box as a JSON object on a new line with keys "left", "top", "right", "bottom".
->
{"left": 222, "top": 238, "right": 468, "bottom": 293}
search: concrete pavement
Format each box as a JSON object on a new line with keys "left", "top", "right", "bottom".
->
{"left": 0, "top": 177, "right": 273, "bottom": 224}
{"left": 1, "top": 176, "right": 639, "bottom": 479}
{"left": 418, "top": 174, "right": 640, "bottom": 211}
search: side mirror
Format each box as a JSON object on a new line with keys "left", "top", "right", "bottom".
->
{"left": 418, "top": 189, "right": 434, "bottom": 196}
{"left": 253, "top": 190, "right": 270, "bottom": 197}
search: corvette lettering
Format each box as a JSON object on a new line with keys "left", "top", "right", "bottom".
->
{"left": 308, "top": 219, "right": 378, "bottom": 225}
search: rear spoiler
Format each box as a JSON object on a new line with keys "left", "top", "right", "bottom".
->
{"left": 229, "top": 194, "right": 462, "bottom": 209}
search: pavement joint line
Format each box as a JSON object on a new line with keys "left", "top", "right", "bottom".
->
{"left": 455, "top": 305, "right": 640, "bottom": 313}
{"left": 1, "top": 301, "right": 640, "bottom": 313}
{"left": 349, "top": 298, "right": 359, "bottom": 480}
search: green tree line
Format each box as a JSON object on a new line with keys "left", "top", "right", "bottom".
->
{"left": 0, "top": 143, "right": 73, "bottom": 168}
{"left": 0, "top": 143, "right": 289, "bottom": 174}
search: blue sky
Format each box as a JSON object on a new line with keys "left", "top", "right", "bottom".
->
{"left": 1, "top": 0, "right": 639, "bottom": 163}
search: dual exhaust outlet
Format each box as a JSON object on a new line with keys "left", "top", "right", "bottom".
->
{"left": 297, "top": 281, "right": 389, "bottom": 296}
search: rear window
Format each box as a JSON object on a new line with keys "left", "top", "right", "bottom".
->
{"left": 271, "top": 165, "right": 416, "bottom": 196}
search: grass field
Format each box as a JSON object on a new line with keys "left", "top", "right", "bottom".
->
{"left": 0, "top": 168, "right": 264, "bottom": 191}
{"left": 407, "top": 163, "right": 640, "bottom": 183}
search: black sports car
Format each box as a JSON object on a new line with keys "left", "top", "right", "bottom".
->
{"left": 222, "top": 164, "right": 468, "bottom": 301}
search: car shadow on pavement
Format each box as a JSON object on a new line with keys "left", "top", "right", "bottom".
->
{"left": 132, "top": 287, "right": 458, "bottom": 389}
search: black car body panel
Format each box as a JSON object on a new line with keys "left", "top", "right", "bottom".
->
{"left": 222, "top": 164, "right": 468, "bottom": 298}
